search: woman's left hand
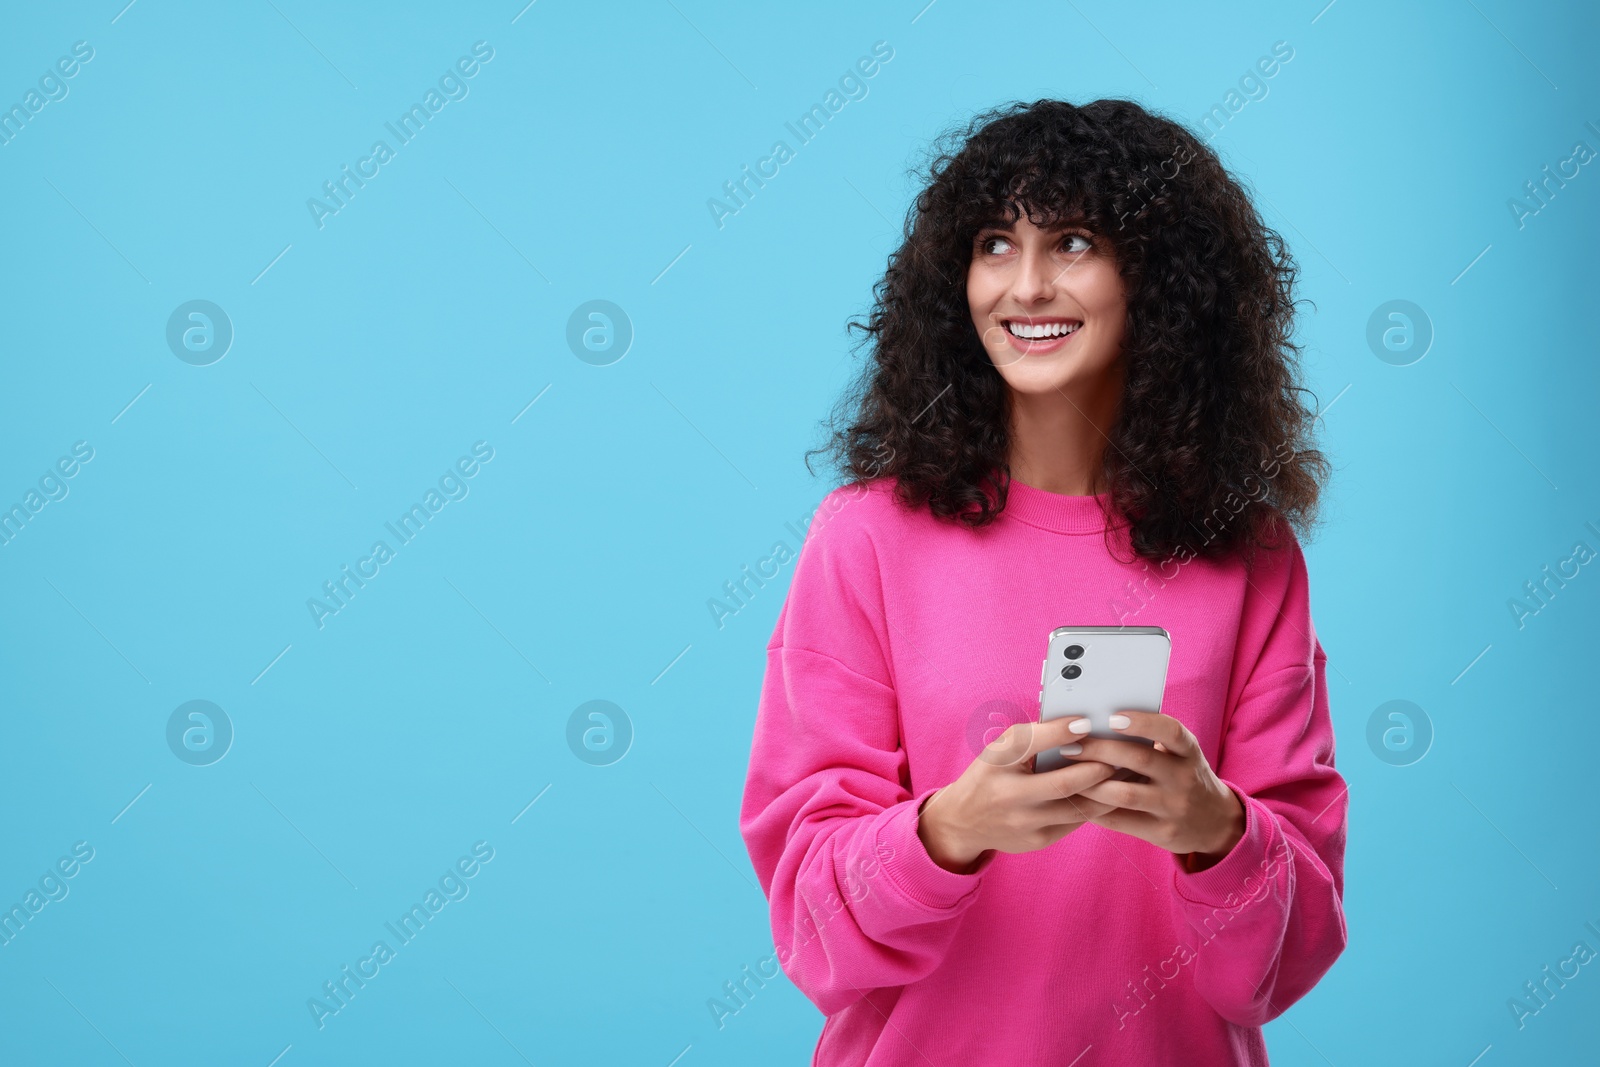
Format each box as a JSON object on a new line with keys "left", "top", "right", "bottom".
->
{"left": 1061, "top": 710, "right": 1246, "bottom": 870}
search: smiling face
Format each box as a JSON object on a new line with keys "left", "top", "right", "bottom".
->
{"left": 967, "top": 207, "right": 1128, "bottom": 400}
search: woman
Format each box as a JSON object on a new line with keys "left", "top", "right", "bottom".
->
{"left": 739, "top": 98, "right": 1347, "bottom": 1065}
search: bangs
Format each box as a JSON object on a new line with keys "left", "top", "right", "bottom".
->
{"left": 966, "top": 159, "right": 1096, "bottom": 238}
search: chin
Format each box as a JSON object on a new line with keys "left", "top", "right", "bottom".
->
{"left": 996, "top": 365, "right": 1083, "bottom": 394}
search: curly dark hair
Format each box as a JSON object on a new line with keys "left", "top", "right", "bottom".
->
{"left": 806, "top": 98, "right": 1330, "bottom": 567}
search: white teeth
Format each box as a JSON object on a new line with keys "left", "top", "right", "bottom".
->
{"left": 1006, "top": 321, "right": 1081, "bottom": 339}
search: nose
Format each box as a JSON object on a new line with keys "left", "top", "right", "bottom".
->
{"left": 1013, "top": 244, "right": 1057, "bottom": 304}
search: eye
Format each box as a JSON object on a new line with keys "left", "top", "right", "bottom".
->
{"left": 975, "top": 231, "right": 1094, "bottom": 256}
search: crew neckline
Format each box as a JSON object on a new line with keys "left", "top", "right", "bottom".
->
{"left": 998, "top": 476, "right": 1127, "bottom": 536}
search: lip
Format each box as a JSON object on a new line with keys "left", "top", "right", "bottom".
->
{"left": 998, "top": 317, "right": 1083, "bottom": 356}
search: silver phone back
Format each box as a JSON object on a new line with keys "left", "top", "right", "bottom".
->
{"left": 1034, "top": 626, "right": 1171, "bottom": 773}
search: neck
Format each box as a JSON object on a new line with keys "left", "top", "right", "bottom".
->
{"left": 1005, "top": 374, "right": 1122, "bottom": 496}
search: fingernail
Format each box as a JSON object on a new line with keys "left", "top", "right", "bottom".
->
{"left": 1068, "top": 718, "right": 1092, "bottom": 734}
{"left": 1059, "top": 743, "right": 1083, "bottom": 756}
{"left": 1109, "top": 714, "right": 1131, "bottom": 729}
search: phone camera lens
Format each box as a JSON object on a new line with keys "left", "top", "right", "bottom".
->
{"left": 1062, "top": 664, "right": 1082, "bottom": 680}
{"left": 1064, "top": 644, "right": 1084, "bottom": 660}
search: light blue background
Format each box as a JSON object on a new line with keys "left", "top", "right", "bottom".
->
{"left": 1, "top": 1, "right": 1596, "bottom": 1064}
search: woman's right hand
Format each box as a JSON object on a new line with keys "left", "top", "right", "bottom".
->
{"left": 917, "top": 716, "right": 1119, "bottom": 873}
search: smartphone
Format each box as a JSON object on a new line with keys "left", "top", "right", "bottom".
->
{"left": 1033, "top": 626, "right": 1171, "bottom": 776}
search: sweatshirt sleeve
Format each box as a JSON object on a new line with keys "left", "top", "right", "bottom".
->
{"left": 738, "top": 485, "right": 990, "bottom": 1017}
{"left": 1167, "top": 532, "right": 1349, "bottom": 1027}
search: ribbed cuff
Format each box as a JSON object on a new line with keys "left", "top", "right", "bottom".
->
{"left": 1171, "top": 786, "right": 1286, "bottom": 910}
{"left": 872, "top": 786, "right": 989, "bottom": 911}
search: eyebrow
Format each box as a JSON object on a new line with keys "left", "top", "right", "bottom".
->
{"left": 974, "top": 219, "right": 1091, "bottom": 234}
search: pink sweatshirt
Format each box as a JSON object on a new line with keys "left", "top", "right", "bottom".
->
{"left": 739, "top": 477, "right": 1347, "bottom": 1066}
